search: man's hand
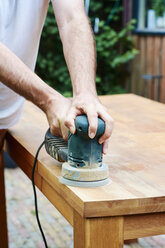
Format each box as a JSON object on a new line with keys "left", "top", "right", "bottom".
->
{"left": 45, "top": 95, "right": 72, "bottom": 140}
{"left": 64, "top": 93, "right": 114, "bottom": 154}
{"left": 45, "top": 93, "right": 114, "bottom": 155}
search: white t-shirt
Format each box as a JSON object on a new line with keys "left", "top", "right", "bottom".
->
{"left": 0, "top": 0, "right": 50, "bottom": 129}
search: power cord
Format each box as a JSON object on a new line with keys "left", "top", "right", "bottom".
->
{"left": 31, "top": 140, "right": 48, "bottom": 248}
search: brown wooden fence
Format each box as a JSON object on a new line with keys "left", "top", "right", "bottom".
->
{"left": 131, "top": 35, "right": 165, "bottom": 103}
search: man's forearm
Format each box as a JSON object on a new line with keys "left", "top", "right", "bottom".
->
{"left": 51, "top": 0, "right": 113, "bottom": 150}
{"left": 0, "top": 42, "right": 62, "bottom": 112}
{"left": 59, "top": 14, "right": 97, "bottom": 97}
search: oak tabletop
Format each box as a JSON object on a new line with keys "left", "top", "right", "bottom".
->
{"left": 8, "top": 94, "right": 165, "bottom": 218}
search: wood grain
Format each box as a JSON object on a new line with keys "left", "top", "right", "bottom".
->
{"left": 160, "top": 37, "right": 165, "bottom": 103}
{"left": 74, "top": 211, "right": 124, "bottom": 248}
{"left": 6, "top": 95, "right": 165, "bottom": 218}
{"left": 42, "top": 179, "right": 74, "bottom": 226}
{"left": 0, "top": 150, "right": 8, "bottom": 248}
{"left": 124, "top": 212, "right": 165, "bottom": 239}
{"left": 6, "top": 134, "right": 74, "bottom": 225}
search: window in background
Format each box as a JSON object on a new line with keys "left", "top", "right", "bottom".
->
{"left": 134, "top": 0, "right": 165, "bottom": 33}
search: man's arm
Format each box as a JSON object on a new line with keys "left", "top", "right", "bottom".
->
{"left": 52, "top": 0, "right": 114, "bottom": 153}
{"left": 0, "top": 42, "right": 70, "bottom": 139}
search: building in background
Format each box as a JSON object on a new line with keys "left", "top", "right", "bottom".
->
{"left": 124, "top": 0, "right": 165, "bottom": 103}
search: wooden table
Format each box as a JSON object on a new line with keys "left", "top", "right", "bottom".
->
{"left": 3, "top": 94, "right": 165, "bottom": 247}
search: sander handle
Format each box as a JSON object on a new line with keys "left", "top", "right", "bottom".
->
{"left": 45, "top": 115, "right": 105, "bottom": 162}
{"left": 75, "top": 115, "right": 105, "bottom": 137}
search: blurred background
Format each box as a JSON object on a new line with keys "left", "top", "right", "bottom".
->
{"left": 36, "top": 0, "right": 165, "bottom": 104}
{"left": 36, "top": 0, "right": 137, "bottom": 97}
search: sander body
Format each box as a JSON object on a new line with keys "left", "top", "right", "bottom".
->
{"left": 45, "top": 115, "right": 110, "bottom": 187}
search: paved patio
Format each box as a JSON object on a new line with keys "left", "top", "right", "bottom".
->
{"left": 4, "top": 161, "right": 165, "bottom": 248}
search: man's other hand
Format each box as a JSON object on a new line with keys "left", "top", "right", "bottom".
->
{"left": 45, "top": 95, "right": 72, "bottom": 141}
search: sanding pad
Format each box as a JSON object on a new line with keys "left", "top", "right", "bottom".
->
{"left": 59, "top": 162, "right": 111, "bottom": 187}
{"left": 59, "top": 177, "right": 111, "bottom": 187}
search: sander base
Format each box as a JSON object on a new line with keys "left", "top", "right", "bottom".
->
{"left": 59, "top": 162, "right": 111, "bottom": 187}
{"left": 59, "top": 177, "right": 111, "bottom": 187}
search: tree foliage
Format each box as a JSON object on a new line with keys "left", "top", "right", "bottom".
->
{"left": 36, "top": 1, "right": 138, "bottom": 96}
{"left": 152, "top": 0, "right": 165, "bottom": 16}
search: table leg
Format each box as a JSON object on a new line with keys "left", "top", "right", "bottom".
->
{"left": 125, "top": 239, "right": 138, "bottom": 244}
{"left": 0, "top": 131, "right": 8, "bottom": 248}
{"left": 74, "top": 211, "right": 124, "bottom": 248}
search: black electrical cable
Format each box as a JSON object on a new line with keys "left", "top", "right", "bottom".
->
{"left": 31, "top": 140, "right": 48, "bottom": 248}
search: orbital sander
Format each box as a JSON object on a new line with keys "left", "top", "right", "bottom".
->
{"left": 45, "top": 115, "right": 110, "bottom": 187}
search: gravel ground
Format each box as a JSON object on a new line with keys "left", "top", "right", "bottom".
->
{"left": 5, "top": 167, "right": 165, "bottom": 248}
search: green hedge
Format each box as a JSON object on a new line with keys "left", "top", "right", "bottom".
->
{"left": 36, "top": 1, "right": 138, "bottom": 96}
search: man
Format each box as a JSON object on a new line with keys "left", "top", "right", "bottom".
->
{"left": 0, "top": 0, "right": 114, "bottom": 245}
{"left": 0, "top": 0, "right": 113, "bottom": 154}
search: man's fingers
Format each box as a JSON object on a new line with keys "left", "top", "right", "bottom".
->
{"left": 50, "top": 118, "right": 68, "bottom": 140}
{"left": 64, "top": 108, "right": 78, "bottom": 134}
{"left": 65, "top": 106, "right": 99, "bottom": 139}
{"left": 60, "top": 122, "right": 69, "bottom": 140}
{"left": 102, "top": 139, "right": 109, "bottom": 154}
{"left": 98, "top": 112, "right": 114, "bottom": 144}
{"left": 65, "top": 119, "right": 76, "bottom": 134}
{"left": 50, "top": 119, "right": 62, "bottom": 137}
{"left": 64, "top": 101, "right": 114, "bottom": 145}
{"left": 86, "top": 110, "right": 98, "bottom": 139}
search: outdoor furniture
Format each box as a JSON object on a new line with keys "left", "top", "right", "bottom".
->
{"left": 1, "top": 94, "right": 165, "bottom": 247}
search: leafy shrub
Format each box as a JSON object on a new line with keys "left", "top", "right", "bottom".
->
{"left": 36, "top": 2, "right": 138, "bottom": 96}
{"left": 95, "top": 19, "right": 138, "bottom": 94}
{"left": 36, "top": 6, "right": 72, "bottom": 97}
